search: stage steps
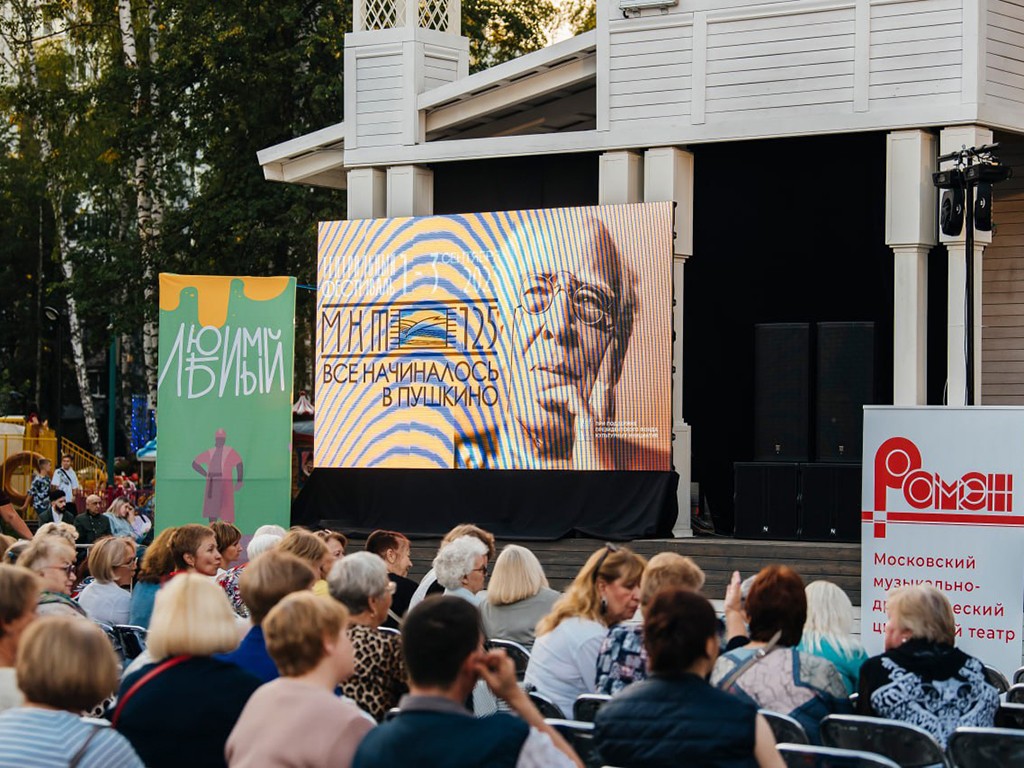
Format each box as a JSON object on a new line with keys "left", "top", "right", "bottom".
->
{"left": 393, "top": 536, "right": 862, "bottom": 607}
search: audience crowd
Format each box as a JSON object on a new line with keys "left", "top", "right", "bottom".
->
{"left": 0, "top": 514, "right": 1008, "bottom": 768}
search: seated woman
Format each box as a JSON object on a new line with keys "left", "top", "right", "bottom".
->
{"left": 796, "top": 580, "right": 867, "bottom": 695}
{"left": 226, "top": 592, "right": 375, "bottom": 767}
{"left": 78, "top": 536, "right": 137, "bottom": 626}
{"left": 524, "top": 544, "right": 646, "bottom": 717}
{"left": 0, "top": 566, "right": 40, "bottom": 712}
{"left": 596, "top": 552, "right": 705, "bottom": 695}
{"left": 480, "top": 544, "right": 560, "bottom": 647}
{"left": 128, "top": 527, "right": 177, "bottom": 629}
{"left": 408, "top": 524, "right": 495, "bottom": 611}
{"left": 711, "top": 565, "right": 849, "bottom": 743}
{"left": 218, "top": 532, "right": 282, "bottom": 619}
{"left": 217, "top": 550, "right": 317, "bottom": 683}
{"left": 594, "top": 589, "right": 784, "bottom": 768}
{"left": 113, "top": 574, "right": 261, "bottom": 768}
{"left": 211, "top": 521, "right": 244, "bottom": 577}
{"left": 434, "top": 535, "right": 489, "bottom": 606}
{"left": 278, "top": 529, "right": 332, "bottom": 597}
{"left": 0, "top": 616, "right": 143, "bottom": 767}
{"left": 327, "top": 552, "right": 408, "bottom": 722}
{"left": 858, "top": 583, "right": 998, "bottom": 747}
{"left": 169, "top": 523, "right": 222, "bottom": 577}
{"left": 16, "top": 536, "right": 87, "bottom": 618}
{"left": 104, "top": 498, "right": 148, "bottom": 544}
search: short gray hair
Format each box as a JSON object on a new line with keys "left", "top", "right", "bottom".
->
{"left": 327, "top": 552, "right": 390, "bottom": 613}
{"left": 247, "top": 533, "right": 282, "bottom": 561}
{"left": 433, "top": 535, "right": 487, "bottom": 590}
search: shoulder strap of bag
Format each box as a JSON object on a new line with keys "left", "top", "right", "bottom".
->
{"left": 716, "top": 630, "right": 783, "bottom": 691}
{"left": 68, "top": 724, "right": 103, "bottom": 768}
{"left": 111, "top": 655, "right": 190, "bottom": 727}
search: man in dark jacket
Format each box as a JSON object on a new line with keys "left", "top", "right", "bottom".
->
{"left": 73, "top": 493, "right": 112, "bottom": 544}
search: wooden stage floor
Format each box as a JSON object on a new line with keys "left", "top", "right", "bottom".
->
{"left": 380, "top": 535, "right": 863, "bottom": 607}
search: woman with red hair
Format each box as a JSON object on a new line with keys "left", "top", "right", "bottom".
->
{"left": 710, "top": 565, "right": 850, "bottom": 743}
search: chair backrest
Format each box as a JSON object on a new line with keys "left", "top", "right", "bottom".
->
{"left": 487, "top": 638, "right": 531, "bottom": 680}
{"left": 1013, "top": 667, "right": 1024, "bottom": 687}
{"left": 377, "top": 625, "right": 401, "bottom": 637}
{"left": 545, "top": 719, "right": 598, "bottom": 768}
{"left": 1006, "top": 684, "right": 1024, "bottom": 705}
{"left": 760, "top": 708, "right": 811, "bottom": 745}
{"left": 948, "top": 726, "right": 1024, "bottom": 768}
{"left": 820, "top": 714, "right": 951, "bottom": 768}
{"left": 94, "top": 621, "right": 126, "bottom": 665}
{"left": 778, "top": 743, "right": 902, "bottom": 768}
{"left": 574, "top": 693, "right": 612, "bottom": 722}
{"left": 995, "top": 702, "right": 1024, "bottom": 730}
{"left": 983, "top": 665, "right": 1011, "bottom": 695}
{"left": 528, "top": 690, "right": 566, "bottom": 719}
{"left": 112, "top": 624, "right": 147, "bottom": 660}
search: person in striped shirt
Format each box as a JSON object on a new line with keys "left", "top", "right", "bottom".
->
{"left": 0, "top": 616, "right": 142, "bottom": 767}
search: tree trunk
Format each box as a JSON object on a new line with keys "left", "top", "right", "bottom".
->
{"left": 15, "top": 2, "right": 102, "bottom": 456}
{"left": 119, "top": 0, "right": 162, "bottom": 409}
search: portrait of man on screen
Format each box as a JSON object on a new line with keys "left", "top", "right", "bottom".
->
{"left": 454, "top": 214, "right": 669, "bottom": 471}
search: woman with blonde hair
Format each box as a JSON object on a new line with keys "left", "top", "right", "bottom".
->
{"left": 796, "top": 580, "right": 867, "bottom": 694}
{"left": 17, "top": 535, "right": 85, "bottom": 618}
{"left": 596, "top": 552, "right": 705, "bottom": 695}
{"left": 480, "top": 544, "right": 559, "bottom": 647}
{"left": 0, "top": 566, "right": 40, "bottom": 711}
{"left": 857, "top": 583, "right": 998, "bottom": 747}
{"left": 0, "top": 616, "right": 143, "bottom": 766}
{"left": 226, "top": 592, "right": 374, "bottom": 767}
{"left": 78, "top": 536, "right": 137, "bottom": 626}
{"left": 524, "top": 544, "right": 646, "bottom": 716}
{"left": 113, "top": 574, "right": 260, "bottom": 768}
{"left": 278, "top": 529, "right": 333, "bottom": 596}
{"left": 128, "top": 527, "right": 177, "bottom": 628}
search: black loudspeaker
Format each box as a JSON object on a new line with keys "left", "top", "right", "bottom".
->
{"left": 754, "top": 323, "right": 810, "bottom": 462}
{"left": 733, "top": 462, "right": 800, "bottom": 539}
{"left": 975, "top": 182, "right": 993, "bottom": 231}
{"left": 941, "top": 187, "right": 965, "bottom": 236}
{"left": 816, "top": 322, "right": 875, "bottom": 463}
{"left": 798, "top": 463, "right": 862, "bottom": 542}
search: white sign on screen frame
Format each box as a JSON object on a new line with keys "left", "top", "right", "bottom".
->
{"left": 861, "top": 406, "right": 1024, "bottom": 679}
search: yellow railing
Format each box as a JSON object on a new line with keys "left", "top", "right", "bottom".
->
{"left": 0, "top": 420, "right": 105, "bottom": 512}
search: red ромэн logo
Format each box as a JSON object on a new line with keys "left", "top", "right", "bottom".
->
{"left": 867, "top": 436, "right": 1017, "bottom": 538}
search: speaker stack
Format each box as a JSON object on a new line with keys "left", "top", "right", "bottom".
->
{"left": 734, "top": 322, "right": 875, "bottom": 542}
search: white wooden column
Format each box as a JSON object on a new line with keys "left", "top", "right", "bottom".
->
{"left": 386, "top": 165, "right": 434, "bottom": 217}
{"left": 940, "top": 125, "right": 992, "bottom": 405}
{"left": 644, "top": 146, "right": 694, "bottom": 537}
{"left": 885, "top": 130, "right": 936, "bottom": 405}
{"left": 346, "top": 167, "right": 387, "bottom": 219}
{"left": 598, "top": 151, "right": 643, "bottom": 204}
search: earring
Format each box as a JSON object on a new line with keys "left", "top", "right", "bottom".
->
{"left": 600, "top": 597, "right": 607, "bottom": 615}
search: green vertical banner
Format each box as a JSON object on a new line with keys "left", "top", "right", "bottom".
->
{"left": 155, "top": 275, "right": 296, "bottom": 536}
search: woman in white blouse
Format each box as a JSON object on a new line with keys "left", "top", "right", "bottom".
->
{"left": 78, "top": 536, "right": 137, "bottom": 625}
{"left": 524, "top": 544, "right": 646, "bottom": 717}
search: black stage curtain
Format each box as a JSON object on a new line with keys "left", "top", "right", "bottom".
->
{"left": 292, "top": 468, "right": 679, "bottom": 541}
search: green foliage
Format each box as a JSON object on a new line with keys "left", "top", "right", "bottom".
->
{"left": 464, "top": 0, "right": 559, "bottom": 72}
{"left": 558, "top": 0, "right": 597, "bottom": 36}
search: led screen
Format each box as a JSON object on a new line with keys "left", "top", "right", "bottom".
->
{"left": 316, "top": 202, "right": 673, "bottom": 470}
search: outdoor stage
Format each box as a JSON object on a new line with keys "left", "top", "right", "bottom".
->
{"left": 350, "top": 533, "right": 863, "bottom": 608}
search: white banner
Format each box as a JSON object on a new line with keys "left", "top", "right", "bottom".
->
{"left": 861, "top": 406, "right": 1024, "bottom": 679}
